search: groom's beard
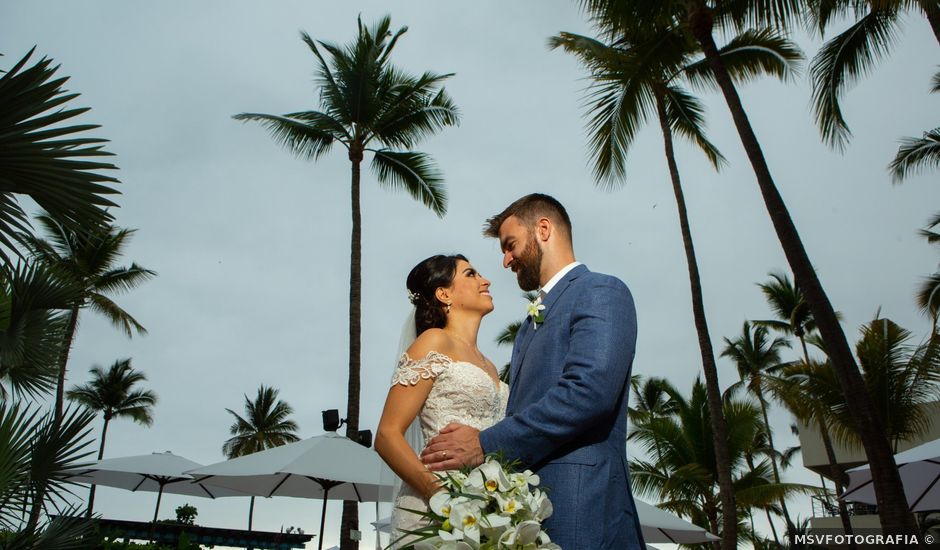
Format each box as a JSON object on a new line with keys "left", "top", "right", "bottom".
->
{"left": 514, "top": 236, "right": 542, "bottom": 291}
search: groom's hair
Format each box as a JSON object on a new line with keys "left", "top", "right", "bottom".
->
{"left": 483, "top": 193, "right": 572, "bottom": 242}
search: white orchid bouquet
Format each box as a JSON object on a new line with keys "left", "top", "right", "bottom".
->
{"left": 394, "top": 456, "right": 559, "bottom": 550}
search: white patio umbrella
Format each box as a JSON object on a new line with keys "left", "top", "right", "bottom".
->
{"left": 634, "top": 499, "right": 720, "bottom": 543}
{"left": 65, "top": 451, "right": 247, "bottom": 523}
{"left": 186, "top": 432, "right": 393, "bottom": 550}
{"left": 372, "top": 498, "right": 718, "bottom": 545}
{"left": 841, "top": 437, "right": 940, "bottom": 511}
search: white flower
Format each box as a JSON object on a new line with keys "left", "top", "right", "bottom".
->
{"left": 527, "top": 489, "right": 554, "bottom": 521}
{"left": 526, "top": 297, "right": 546, "bottom": 328}
{"left": 396, "top": 456, "right": 553, "bottom": 549}
{"left": 430, "top": 491, "right": 454, "bottom": 518}
{"left": 467, "top": 458, "right": 511, "bottom": 494}
{"left": 498, "top": 520, "right": 542, "bottom": 547}
{"left": 450, "top": 500, "right": 484, "bottom": 548}
{"left": 509, "top": 469, "right": 540, "bottom": 490}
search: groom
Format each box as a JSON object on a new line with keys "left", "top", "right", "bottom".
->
{"left": 421, "top": 193, "right": 645, "bottom": 549}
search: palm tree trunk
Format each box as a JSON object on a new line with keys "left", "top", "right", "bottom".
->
{"left": 747, "top": 452, "right": 780, "bottom": 546}
{"left": 85, "top": 416, "right": 111, "bottom": 518}
{"left": 687, "top": 3, "right": 918, "bottom": 537}
{"left": 54, "top": 305, "right": 80, "bottom": 422}
{"left": 820, "top": 418, "right": 857, "bottom": 547}
{"left": 756, "top": 391, "right": 796, "bottom": 534}
{"left": 341, "top": 144, "right": 364, "bottom": 550}
{"left": 922, "top": 3, "right": 940, "bottom": 46}
{"left": 655, "top": 91, "right": 738, "bottom": 550}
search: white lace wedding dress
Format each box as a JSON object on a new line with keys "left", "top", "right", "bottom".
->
{"left": 389, "top": 350, "right": 509, "bottom": 548}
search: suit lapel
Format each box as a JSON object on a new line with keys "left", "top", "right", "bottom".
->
{"left": 511, "top": 264, "right": 589, "bottom": 380}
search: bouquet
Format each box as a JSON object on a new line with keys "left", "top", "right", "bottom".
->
{"left": 394, "top": 456, "right": 559, "bottom": 550}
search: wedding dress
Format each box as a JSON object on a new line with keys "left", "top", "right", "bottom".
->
{"left": 389, "top": 350, "right": 509, "bottom": 547}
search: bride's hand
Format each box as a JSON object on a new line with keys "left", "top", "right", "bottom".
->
{"left": 420, "top": 423, "right": 483, "bottom": 471}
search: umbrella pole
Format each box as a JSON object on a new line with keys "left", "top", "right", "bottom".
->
{"left": 318, "top": 486, "right": 330, "bottom": 550}
{"left": 150, "top": 484, "right": 165, "bottom": 542}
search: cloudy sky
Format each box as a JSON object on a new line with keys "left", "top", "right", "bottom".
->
{"left": 4, "top": 1, "right": 939, "bottom": 547}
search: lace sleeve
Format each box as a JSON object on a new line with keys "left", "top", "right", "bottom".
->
{"left": 391, "top": 351, "right": 452, "bottom": 386}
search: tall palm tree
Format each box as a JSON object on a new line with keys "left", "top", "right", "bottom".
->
{"left": 629, "top": 378, "right": 813, "bottom": 544}
{"left": 66, "top": 358, "right": 157, "bottom": 517}
{"left": 580, "top": 0, "right": 916, "bottom": 534}
{"left": 721, "top": 321, "right": 795, "bottom": 534}
{"left": 22, "top": 215, "right": 155, "bottom": 421}
{"left": 233, "top": 18, "right": 458, "bottom": 546}
{"left": 0, "top": 48, "right": 120, "bottom": 266}
{"left": 0, "top": 262, "right": 74, "bottom": 400}
{"left": 551, "top": 22, "right": 800, "bottom": 548}
{"left": 809, "top": 0, "right": 940, "bottom": 150}
{"left": 223, "top": 385, "right": 299, "bottom": 532}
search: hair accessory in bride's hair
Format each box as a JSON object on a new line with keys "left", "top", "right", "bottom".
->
{"left": 407, "top": 289, "right": 422, "bottom": 305}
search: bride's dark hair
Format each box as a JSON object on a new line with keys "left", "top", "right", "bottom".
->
{"left": 406, "top": 254, "right": 467, "bottom": 335}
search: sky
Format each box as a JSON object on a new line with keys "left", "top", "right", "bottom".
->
{"left": 3, "top": 1, "right": 939, "bottom": 548}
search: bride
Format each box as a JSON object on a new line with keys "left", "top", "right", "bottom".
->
{"left": 375, "top": 254, "right": 508, "bottom": 547}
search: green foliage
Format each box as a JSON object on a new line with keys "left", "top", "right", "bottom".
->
{"left": 67, "top": 359, "right": 157, "bottom": 427}
{"left": 0, "top": 402, "right": 95, "bottom": 545}
{"left": 0, "top": 48, "right": 120, "bottom": 266}
{"left": 23, "top": 215, "right": 156, "bottom": 339}
{"left": 174, "top": 504, "right": 197, "bottom": 526}
{"left": 233, "top": 15, "right": 460, "bottom": 217}
{"left": 222, "top": 385, "right": 299, "bottom": 459}
{"left": 0, "top": 262, "right": 74, "bottom": 400}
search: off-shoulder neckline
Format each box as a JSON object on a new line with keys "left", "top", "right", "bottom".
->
{"left": 400, "top": 350, "right": 505, "bottom": 389}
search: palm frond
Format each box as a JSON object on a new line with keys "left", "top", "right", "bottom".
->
{"left": 662, "top": 85, "right": 726, "bottom": 169}
{"left": 811, "top": 9, "right": 901, "bottom": 150}
{"left": 0, "top": 262, "right": 73, "bottom": 400}
{"left": 370, "top": 150, "right": 447, "bottom": 217}
{"left": 232, "top": 112, "right": 341, "bottom": 160}
{"left": 889, "top": 128, "right": 940, "bottom": 183}
{"left": 495, "top": 321, "right": 522, "bottom": 347}
{"left": 0, "top": 49, "right": 120, "bottom": 265}
{"left": 87, "top": 293, "right": 146, "bottom": 338}
{"left": 684, "top": 29, "right": 803, "bottom": 90}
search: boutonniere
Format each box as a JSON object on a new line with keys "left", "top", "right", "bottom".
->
{"left": 527, "top": 297, "right": 546, "bottom": 329}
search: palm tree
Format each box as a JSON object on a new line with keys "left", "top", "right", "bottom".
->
{"left": 755, "top": 271, "right": 855, "bottom": 540}
{"left": 580, "top": 0, "right": 916, "bottom": 534}
{"left": 769, "top": 358, "right": 856, "bottom": 544}
{"left": 628, "top": 375, "right": 680, "bottom": 472}
{"left": 721, "top": 321, "right": 795, "bottom": 534}
{"left": 755, "top": 271, "right": 816, "bottom": 362}
{"left": 0, "top": 48, "right": 120, "bottom": 266}
{"left": 551, "top": 22, "right": 800, "bottom": 547}
{"left": 8, "top": 403, "right": 97, "bottom": 534}
{"left": 233, "top": 18, "right": 458, "bottom": 546}
{"left": 22, "top": 215, "right": 155, "bottom": 421}
{"left": 66, "top": 358, "right": 157, "bottom": 517}
{"left": 0, "top": 262, "right": 74, "bottom": 400}
{"left": 809, "top": 0, "right": 940, "bottom": 150}
{"left": 629, "top": 378, "right": 814, "bottom": 544}
{"left": 223, "top": 385, "right": 299, "bottom": 532}
{"left": 850, "top": 317, "right": 940, "bottom": 451}
{"left": 916, "top": 213, "right": 940, "bottom": 331}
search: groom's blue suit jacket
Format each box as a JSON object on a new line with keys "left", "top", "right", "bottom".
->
{"left": 479, "top": 264, "right": 645, "bottom": 549}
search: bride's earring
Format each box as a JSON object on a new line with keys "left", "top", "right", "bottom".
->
{"left": 445, "top": 301, "right": 452, "bottom": 314}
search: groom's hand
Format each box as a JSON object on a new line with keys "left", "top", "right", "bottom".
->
{"left": 420, "top": 423, "right": 483, "bottom": 471}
